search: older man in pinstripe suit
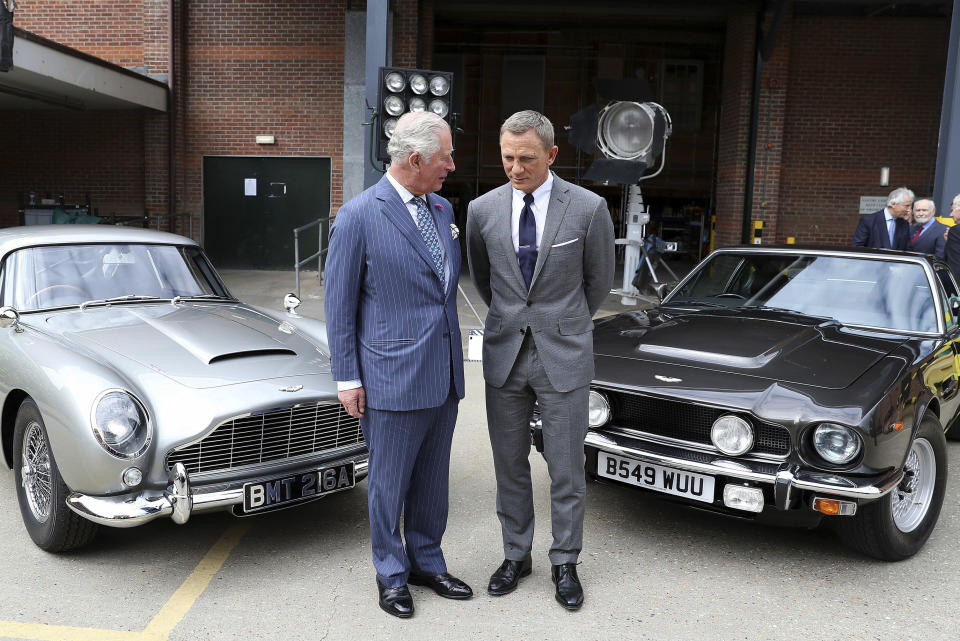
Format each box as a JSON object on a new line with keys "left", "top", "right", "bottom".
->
{"left": 324, "top": 112, "right": 470, "bottom": 618}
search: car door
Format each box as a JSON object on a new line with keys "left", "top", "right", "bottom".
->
{"left": 931, "top": 264, "right": 960, "bottom": 426}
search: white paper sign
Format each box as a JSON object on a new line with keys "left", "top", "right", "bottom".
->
{"left": 244, "top": 178, "right": 257, "bottom": 196}
{"left": 859, "top": 196, "right": 887, "bottom": 215}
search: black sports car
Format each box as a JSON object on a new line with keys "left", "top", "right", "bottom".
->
{"left": 585, "top": 246, "right": 958, "bottom": 560}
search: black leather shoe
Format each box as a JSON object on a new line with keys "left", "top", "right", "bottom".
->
{"left": 487, "top": 556, "right": 532, "bottom": 596}
{"left": 377, "top": 578, "right": 414, "bottom": 618}
{"left": 551, "top": 563, "right": 583, "bottom": 611}
{"left": 408, "top": 572, "right": 473, "bottom": 599}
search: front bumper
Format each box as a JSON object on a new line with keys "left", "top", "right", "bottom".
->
{"left": 65, "top": 453, "right": 369, "bottom": 528}
{"left": 585, "top": 428, "right": 902, "bottom": 510}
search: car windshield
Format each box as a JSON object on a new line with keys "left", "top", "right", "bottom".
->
{"left": 666, "top": 252, "right": 938, "bottom": 333}
{"left": 2, "top": 243, "right": 230, "bottom": 311}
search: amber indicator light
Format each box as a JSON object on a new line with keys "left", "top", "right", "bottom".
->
{"left": 813, "top": 498, "right": 841, "bottom": 515}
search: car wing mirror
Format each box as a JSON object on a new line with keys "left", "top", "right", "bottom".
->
{"left": 655, "top": 282, "right": 673, "bottom": 301}
{"left": 0, "top": 306, "right": 23, "bottom": 332}
{"left": 283, "top": 293, "right": 301, "bottom": 314}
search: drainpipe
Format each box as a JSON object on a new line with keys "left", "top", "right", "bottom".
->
{"left": 167, "top": 0, "right": 175, "bottom": 223}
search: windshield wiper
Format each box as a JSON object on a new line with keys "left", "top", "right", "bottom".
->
{"left": 171, "top": 294, "right": 231, "bottom": 304}
{"left": 741, "top": 305, "right": 835, "bottom": 322}
{"left": 80, "top": 294, "right": 164, "bottom": 311}
{"left": 662, "top": 300, "right": 726, "bottom": 308}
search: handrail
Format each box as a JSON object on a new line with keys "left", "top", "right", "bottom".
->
{"left": 149, "top": 212, "right": 193, "bottom": 239}
{"left": 293, "top": 207, "right": 335, "bottom": 298}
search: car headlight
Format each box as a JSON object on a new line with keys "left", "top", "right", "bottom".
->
{"left": 711, "top": 415, "right": 754, "bottom": 455}
{"left": 812, "top": 423, "right": 861, "bottom": 465}
{"left": 588, "top": 390, "right": 611, "bottom": 428}
{"left": 92, "top": 390, "right": 151, "bottom": 458}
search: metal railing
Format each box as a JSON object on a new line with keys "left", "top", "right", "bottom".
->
{"left": 149, "top": 212, "right": 193, "bottom": 239}
{"left": 293, "top": 209, "right": 334, "bottom": 298}
{"left": 105, "top": 212, "right": 194, "bottom": 240}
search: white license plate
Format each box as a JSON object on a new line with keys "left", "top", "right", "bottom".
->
{"left": 597, "top": 452, "right": 715, "bottom": 503}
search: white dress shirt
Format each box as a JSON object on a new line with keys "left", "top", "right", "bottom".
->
{"left": 337, "top": 173, "right": 450, "bottom": 392}
{"left": 511, "top": 172, "right": 554, "bottom": 253}
{"left": 884, "top": 207, "right": 896, "bottom": 246}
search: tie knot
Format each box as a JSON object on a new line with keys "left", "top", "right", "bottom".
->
{"left": 523, "top": 193, "right": 534, "bottom": 205}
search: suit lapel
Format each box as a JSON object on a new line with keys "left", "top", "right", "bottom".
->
{"left": 877, "top": 211, "right": 891, "bottom": 249}
{"left": 427, "top": 192, "right": 455, "bottom": 298}
{"left": 495, "top": 184, "right": 527, "bottom": 289}
{"left": 376, "top": 177, "right": 443, "bottom": 284}
{"left": 529, "top": 176, "right": 570, "bottom": 289}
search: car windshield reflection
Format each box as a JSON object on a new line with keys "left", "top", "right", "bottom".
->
{"left": 3, "top": 243, "right": 230, "bottom": 311}
{"left": 665, "top": 253, "right": 938, "bottom": 334}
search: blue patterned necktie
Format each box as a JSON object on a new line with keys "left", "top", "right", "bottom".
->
{"left": 413, "top": 196, "right": 445, "bottom": 279}
{"left": 518, "top": 193, "right": 537, "bottom": 289}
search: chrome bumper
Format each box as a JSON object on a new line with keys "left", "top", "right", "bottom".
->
{"left": 584, "top": 430, "right": 903, "bottom": 510}
{"left": 66, "top": 455, "right": 369, "bottom": 528}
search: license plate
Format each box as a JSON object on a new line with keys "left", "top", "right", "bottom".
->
{"left": 241, "top": 462, "right": 356, "bottom": 514}
{"left": 597, "top": 452, "right": 715, "bottom": 503}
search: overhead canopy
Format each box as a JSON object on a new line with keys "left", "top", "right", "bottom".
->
{"left": 0, "top": 28, "right": 166, "bottom": 111}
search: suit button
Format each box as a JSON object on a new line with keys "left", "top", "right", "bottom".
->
{"left": 526, "top": 301, "right": 532, "bottom": 307}
{"left": 442, "top": 332, "right": 449, "bottom": 338}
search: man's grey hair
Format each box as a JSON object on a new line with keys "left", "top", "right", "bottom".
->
{"left": 915, "top": 198, "right": 936, "bottom": 215}
{"left": 500, "top": 110, "right": 555, "bottom": 150}
{"left": 887, "top": 186, "right": 915, "bottom": 206}
{"left": 952, "top": 193, "right": 960, "bottom": 210}
{"left": 387, "top": 112, "right": 450, "bottom": 164}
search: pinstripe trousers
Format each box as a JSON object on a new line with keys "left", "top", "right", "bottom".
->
{"left": 360, "top": 390, "right": 459, "bottom": 588}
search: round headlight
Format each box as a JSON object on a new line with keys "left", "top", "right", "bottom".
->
{"left": 383, "top": 95, "right": 405, "bottom": 117}
{"left": 711, "top": 415, "right": 754, "bottom": 456}
{"left": 408, "top": 97, "right": 426, "bottom": 113}
{"left": 812, "top": 423, "right": 861, "bottom": 464}
{"left": 588, "top": 390, "right": 611, "bottom": 428}
{"left": 92, "top": 390, "right": 150, "bottom": 458}
{"left": 429, "top": 99, "right": 449, "bottom": 118}
{"left": 383, "top": 117, "right": 398, "bottom": 139}
{"left": 384, "top": 71, "right": 406, "bottom": 93}
{"left": 429, "top": 75, "right": 450, "bottom": 96}
{"left": 409, "top": 73, "right": 428, "bottom": 95}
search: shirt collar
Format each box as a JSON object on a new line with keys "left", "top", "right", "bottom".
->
{"left": 512, "top": 172, "right": 554, "bottom": 203}
{"left": 884, "top": 208, "right": 895, "bottom": 222}
{"left": 386, "top": 170, "right": 420, "bottom": 204}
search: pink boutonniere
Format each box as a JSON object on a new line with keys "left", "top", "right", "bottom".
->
{"left": 434, "top": 203, "right": 444, "bottom": 211}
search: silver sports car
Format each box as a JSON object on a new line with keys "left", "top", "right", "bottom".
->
{"left": 0, "top": 225, "right": 367, "bottom": 551}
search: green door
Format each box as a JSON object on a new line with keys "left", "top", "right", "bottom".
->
{"left": 202, "top": 156, "right": 331, "bottom": 269}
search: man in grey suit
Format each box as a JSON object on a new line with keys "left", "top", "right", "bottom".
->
{"left": 466, "top": 110, "right": 615, "bottom": 611}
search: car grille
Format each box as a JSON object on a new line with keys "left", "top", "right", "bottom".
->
{"left": 166, "top": 403, "right": 364, "bottom": 475}
{"left": 606, "top": 390, "right": 791, "bottom": 456}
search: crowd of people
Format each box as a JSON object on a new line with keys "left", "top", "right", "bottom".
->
{"left": 851, "top": 186, "right": 960, "bottom": 276}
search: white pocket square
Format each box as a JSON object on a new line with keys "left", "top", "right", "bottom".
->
{"left": 551, "top": 237, "right": 580, "bottom": 248}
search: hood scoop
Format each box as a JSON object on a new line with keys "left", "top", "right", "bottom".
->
{"left": 208, "top": 348, "right": 297, "bottom": 364}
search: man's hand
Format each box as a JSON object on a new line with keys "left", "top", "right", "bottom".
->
{"left": 338, "top": 387, "right": 366, "bottom": 418}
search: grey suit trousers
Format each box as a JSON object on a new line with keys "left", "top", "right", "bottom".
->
{"left": 486, "top": 332, "right": 589, "bottom": 565}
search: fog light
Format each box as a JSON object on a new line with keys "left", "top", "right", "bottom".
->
{"left": 812, "top": 497, "right": 857, "bottom": 516}
{"left": 723, "top": 484, "right": 764, "bottom": 513}
{"left": 122, "top": 466, "right": 143, "bottom": 487}
{"left": 711, "top": 415, "right": 754, "bottom": 456}
{"left": 587, "top": 390, "right": 612, "bottom": 428}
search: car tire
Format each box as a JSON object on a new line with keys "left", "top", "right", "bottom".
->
{"left": 12, "top": 398, "right": 98, "bottom": 552}
{"left": 838, "top": 415, "right": 946, "bottom": 561}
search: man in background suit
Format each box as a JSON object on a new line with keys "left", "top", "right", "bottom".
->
{"left": 944, "top": 195, "right": 960, "bottom": 278}
{"left": 907, "top": 198, "right": 946, "bottom": 258}
{"left": 324, "top": 112, "right": 471, "bottom": 618}
{"left": 851, "top": 186, "right": 913, "bottom": 250}
{"left": 466, "top": 110, "right": 615, "bottom": 611}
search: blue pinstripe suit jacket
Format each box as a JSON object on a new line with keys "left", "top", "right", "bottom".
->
{"left": 324, "top": 175, "right": 465, "bottom": 411}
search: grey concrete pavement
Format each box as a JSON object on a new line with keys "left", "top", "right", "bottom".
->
{"left": 0, "top": 268, "right": 957, "bottom": 641}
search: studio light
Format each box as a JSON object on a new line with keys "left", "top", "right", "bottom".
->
{"left": 375, "top": 66, "right": 454, "bottom": 163}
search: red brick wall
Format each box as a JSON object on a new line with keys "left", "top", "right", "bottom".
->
{"left": 777, "top": 16, "right": 948, "bottom": 246}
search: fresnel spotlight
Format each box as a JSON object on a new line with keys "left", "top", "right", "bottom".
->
{"left": 375, "top": 67, "right": 454, "bottom": 163}
{"left": 567, "top": 76, "right": 674, "bottom": 304}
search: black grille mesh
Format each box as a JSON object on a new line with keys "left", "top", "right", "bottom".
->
{"left": 167, "top": 403, "right": 363, "bottom": 475}
{"left": 607, "top": 390, "right": 790, "bottom": 456}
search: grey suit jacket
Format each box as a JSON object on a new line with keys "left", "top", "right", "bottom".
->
{"left": 466, "top": 174, "right": 615, "bottom": 392}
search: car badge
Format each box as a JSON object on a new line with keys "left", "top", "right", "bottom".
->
{"left": 279, "top": 385, "right": 303, "bottom": 392}
{"left": 654, "top": 375, "right": 682, "bottom": 383}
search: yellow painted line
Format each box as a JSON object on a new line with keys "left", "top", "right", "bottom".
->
{"left": 0, "top": 621, "right": 142, "bottom": 641}
{"left": 142, "top": 523, "right": 251, "bottom": 639}
{"left": 0, "top": 522, "right": 250, "bottom": 641}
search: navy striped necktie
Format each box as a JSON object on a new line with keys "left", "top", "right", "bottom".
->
{"left": 518, "top": 193, "right": 537, "bottom": 289}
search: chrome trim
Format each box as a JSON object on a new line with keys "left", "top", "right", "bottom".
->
{"left": 585, "top": 431, "right": 903, "bottom": 507}
{"left": 182, "top": 442, "right": 367, "bottom": 481}
{"left": 66, "top": 454, "right": 369, "bottom": 528}
{"left": 602, "top": 425, "right": 788, "bottom": 462}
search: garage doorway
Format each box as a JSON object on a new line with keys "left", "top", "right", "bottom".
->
{"left": 203, "top": 156, "right": 331, "bottom": 269}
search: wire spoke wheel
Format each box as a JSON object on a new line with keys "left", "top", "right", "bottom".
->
{"left": 891, "top": 437, "right": 936, "bottom": 533}
{"left": 21, "top": 420, "right": 53, "bottom": 524}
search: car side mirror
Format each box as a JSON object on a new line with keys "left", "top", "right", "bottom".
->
{"left": 0, "top": 306, "right": 23, "bottom": 332}
{"left": 283, "top": 293, "right": 301, "bottom": 314}
{"left": 655, "top": 282, "right": 673, "bottom": 301}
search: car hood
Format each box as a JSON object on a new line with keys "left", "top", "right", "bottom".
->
{"left": 594, "top": 308, "right": 907, "bottom": 390}
{"left": 40, "top": 302, "right": 330, "bottom": 388}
